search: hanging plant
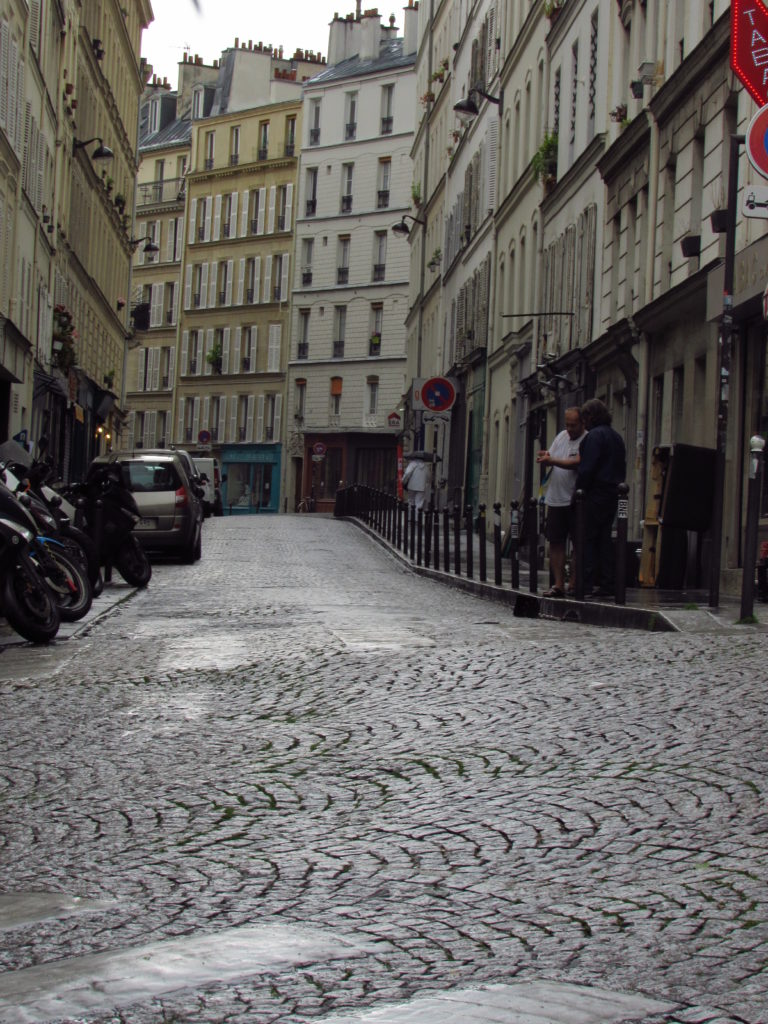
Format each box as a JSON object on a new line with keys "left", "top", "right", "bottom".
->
{"left": 206, "top": 341, "right": 223, "bottom": 373}
{"left": 532, "top": 132, "right": 558, "bottom": 184}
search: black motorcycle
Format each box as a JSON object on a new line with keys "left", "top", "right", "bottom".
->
{"left": 0, "top": 515, "right": 61, "bottom": 643}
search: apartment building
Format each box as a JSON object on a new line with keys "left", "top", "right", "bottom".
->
{"left": 285, "top": 7, "right": 417, "bottom": 513}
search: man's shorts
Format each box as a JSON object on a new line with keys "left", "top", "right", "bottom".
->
{"left": 546, "top": 504, "right": 573, "bottom": 544}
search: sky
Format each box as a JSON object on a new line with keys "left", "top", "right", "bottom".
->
{"left": 141, "top": 0, "right": 345, "bottom": 86}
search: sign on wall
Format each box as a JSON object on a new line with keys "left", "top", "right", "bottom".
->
{"left": 731, "top": 0, "right": 768, "bottom": 106}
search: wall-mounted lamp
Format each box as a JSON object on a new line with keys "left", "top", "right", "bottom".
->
{"left": 73, "top": 136, "right": 113, "bottom": 160}
{"left": 680, "top": 234, "right": 701, "bottom": 258}
{"left": 391, "top": 214, "right": 426, "bottom": 237}
{"left": 453, "top": 86, "right": 502, "bottom": 123}
{"left": 630, "top": 80, "right": 644, "bottom": 99}
{"left": 130, "top": 234, "right": 159, "bottom": 253}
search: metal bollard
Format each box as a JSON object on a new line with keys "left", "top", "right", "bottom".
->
{"left": 740, "top": 436, "right": 765, "bottom": 621}
{"left": 417, "top": 508, "right": 423, "bottom": 566}
{"left": 478, "top": 504, "right": 487, "bottom": 582}
{"left": 453, "top": 506, "right": 461, "bottom": 575}
{"left": 573, "top": 490, "right": 585, "bottom": 600}
{"left": 433, "top": 503, "right": 440, "bottom": 571}
{"left": 509, "top": 500, "right": 520, "bottom": 590}
{"left": 615, "top": 482, "right": 629, "bottom": 605}
{"left": 443, "top": 507, "right": 450, "bottom": 572}
{"left": 396, "top": 500, "right": 403, "bottom": 550}
{"left": 424, "top": 505, "right": 432, "bottom": 567}
{"left": 465, "top": 505, "right": 474, "bottom": 579}
{"left": 409, "top": 504, "right": 416, "bottom": 561}
{"left": 493, "top": 501, "right": 502, "bottom": 586}
{"left": 528, "top": 497, "right": 538, "bottom": 593}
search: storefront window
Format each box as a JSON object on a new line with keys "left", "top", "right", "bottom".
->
{"left": 226, "top": 462, "right": 273, "bottom": 510}
{"left": 311, "top": 447, "right": 343, "bottom": 497}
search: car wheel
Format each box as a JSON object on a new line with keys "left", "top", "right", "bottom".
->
{"left": 182, "top": 526, "right": 200, "bottom": 565}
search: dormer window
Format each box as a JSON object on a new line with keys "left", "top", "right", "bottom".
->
{"left": 192, "top": 87, "right": 203, "bottom": 120}
{"left": 149, "top": 97, "right": 160, "bottom": 133}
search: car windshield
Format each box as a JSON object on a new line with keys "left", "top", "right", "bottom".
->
{"left": 123, "top": 460, "right": 181, "bottom": 492}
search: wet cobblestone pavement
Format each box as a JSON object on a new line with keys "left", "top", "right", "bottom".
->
{"left": 0, "top": 516, "right": 766, "bottom": 1023}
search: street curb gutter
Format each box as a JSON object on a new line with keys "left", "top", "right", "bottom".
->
{"left": 346, "top": 517, "right": 678, "bottom": 633}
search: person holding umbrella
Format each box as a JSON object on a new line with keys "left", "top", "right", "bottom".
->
{"left": 402, "top": 454, "right": 431, "bottom": 509}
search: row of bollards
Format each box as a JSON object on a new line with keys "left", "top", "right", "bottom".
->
{"left": 335, "top": 484, "right": 631, "bottom": 604}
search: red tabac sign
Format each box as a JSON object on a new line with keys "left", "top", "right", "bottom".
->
{"left": 731, "top": 0, "right": 768, "bottom": 106}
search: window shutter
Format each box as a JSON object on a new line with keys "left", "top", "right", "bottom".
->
{"left": 166, "top": 218, "right": 175, "bottom": 262}
{"left": 125, "top": 410, "right": 135, "bottom": 450}
{"left": 184, "top": 265, "right": 192, "bottom": 309}
{"left": 280, "top": 253, "right": 289, "bottom": 303}
{"left": 172, "top": 284, "right": 179, "bottom": 324}
{"left": 268, "top": 324, "right": 281, "bottom": 371}
{"left": 284, "top": 183, "right": 293, "bottom": 230}
{"left": 150, "top": 283, "right": 162, "bottom": 327}
{"left": 218, "top": 395, "right": 227, "bottom": 443}
{"left": 175, "top": 217, "right": 183, "bottom": 261}
{"left": 253, "top": 256, "right": 261, "bottom": 303}
{"left": 200, "top": 263, "right": 209, "bottom": 308}
{"left": 204, "top": 328, "right": 214, "bottom": 375}
{"left": 232, "top": 325, "right": 242, "bottom": 369}
{"left": 237, "top": 258, "right": 245, "bottom": 304}
{"left": 181, "top": 330, "right": 189, "bottom": 374}
{"left": 204, "top": 198, "right": 212, "bottom": 241}
{"left": 246, "top": 395, "right": 256, "bottom": 442}
{"left": 267, "top": 186, "right": 276, "bottom": 233}
{"left": 213, "top": 193, "right": 222, "bottom": 241}
{"left": 142, "top": 411, "right": 152, "bottom": 449}
{"left": 168, "top": 345, "right": 176, "bottom": 384}
{"left": 486, "top": 119, "right": 498, "bottom": 212}
{"left": 136, "top": 220, "right": 146, "bottom": 265}
{"left": 240, "top": 189, "right": 249, "bottom": 236}
{"left": 229, "top": 396, "right": 238, "bottom": 442}
{"left": 207, "top": 260, "right": 217, "bottom": 307}
{"left": 229, "top": 191, "right": 238, "bottom": 237}
{"left": 250, "top": 325, "right": 258, "bottom": 368}
{"left": 272, "top": 394, "right": 282, "bottom": 444}
{"left": 263, "top": 255, "right": 272, "bottom": 302}
{"left": 146, "top": 347, "right": 155, "bottom": 390}
{"left": 137, "top": 347, "right": 146, "bottom": 391}
{"left": 177, "top": 397, "right": 186, "bottom": 443}
{"left": 222, "top": 327, "right": 231, "bottom": 373}
{"left": 257, "top": 187, "right": 266, "bottom": 233}
{"left": 202, "top": 395, "right": 210, "bottom": 432}
{"left": 166, "top": 405, "right": 174, "bottom": 445}
{"left": 253, "top": 395, "right": 263, "bottom": 443}
{"left": 7, "top": 40, "right": 17, "bottom": 154}
{"left": 192, "top": 397, "right": 201, "bottom": 440}
{"left": 188, "top": 197, "right": 197, "bottom": 243}
{"left": 225, "top": 259, "right": 234, "bottom": 305}
{"left": 152, "top": 347, "right": 161, "bottom": 390}
{"left": 0, "top": 22, "right": 9, "bottom": 131}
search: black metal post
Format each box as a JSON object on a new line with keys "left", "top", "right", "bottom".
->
{"left": 409, "top": 504, "right": 416, "bottom": 561}
{"left": 493, "top": 501, "right": 502, "bottom": 585}
{"left": 465, "top": 505, "right": 473, "bottom": 579}
{"left": 509, "top": 500, "right": 520, "bottom": 589}
{"left": 528, "top": 497, "right": 538, "bottom": 593}
{"left": 453, "top": 506, "right": 461, "bottom": 575}
{"left": 478, "top": 504, "right": 487, "bottom": 582}
{"left": 424, "top": 505, "right": 432, "bottom": 567}
{"left": 433, "top": 504, "right": 440, "bottom": 571}
{"left": 740, "top": 436, "right": 765, "bottom": 620}
{"left": 573, "top": 490, "right": 585, "bottom": 600}
{"left": 443, "top": 507, "right": 450, "bottom": 571}
{"left": 710, "top": 133, "right": 745, "bottom": 608}
{"left": 417, "top": 508, "right": 423, "bottom": 566}
{"left": 615, "top": 482, "right": 629, "bottom": 606}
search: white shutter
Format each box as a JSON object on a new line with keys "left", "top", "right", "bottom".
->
{"left": 168, "top": 345, "right": 176, "bottom": 385}
{"left": 152, "top": 347, "right": 161, "bottom": 390}
{"left": 146, "top": 347, "right": 155, "bottom": 389}
{"left": 231, "top": 327, "right": 240, "bottom": 373}
{"left": 273, "top": 393, "right": 282, "bottom": 444}
{"left": 184, "top": 265, "right": 192, "bottom": 309}
{"left": 125, "top": 410, "right": 135, "bottom": 450}
{"left": 225, "top": 259, "right": 234, "bottom": 305}
{"left": 136, "top": 220, "right": 146, "bottom": 265}
{"left": 486, "top": 118, "right": 498, "bottom": 213}
{"left": 213, "top": 193, "right": 222, "bottom": 240}
{"left": 257, "top": 187, "right": 266, "bottom": 233}
{"left": 196, "top": 332, "right": 205, "bottom": 374}
{"left": 263, "top": 255, "right": 272, "bottom": 303}
{"left": 254, "top": 395, "right": 263, "bottom": 443}
{"left": 192, "top": 396, "right": 201, "bottom": 440}
{"left": 229, "top": 397, "right": 238, "bottom": 442}
{"left": 166, "top": 405, "right": 174, "bottom": 444}
{"left": 267, "top": 186, "right": 276, "bottom": 233}
{"left": 284, "top": 183, "right": 293, "bottom": 230}
{"left": 172, "top": 284, "right": 179, "bottom": 324}
{"left": 202, "top": 395, "right": 210, "bottom": 432}
{"left": 148, "top": 410, "right": 157, "bottom": 446}
{"left": 137, "top": 347, "right": 146, "bottom": 391}
{"left": 181, "top": 330, "right": 189, "bottom": 375}
{"left": 142, "top": 412, "right": 152, "bottom": 449}
{"left": 0, "top": 22, "right": 9, "bottom": 131}
{"left": 268, "top": 324, "right": 281, "bottom": 371}
{"left": 280, "top": 253, "right": 289, "bottom": 303}
{"left": 218, "top": 395, "right": 227, "bottom": 443}
{"left": 188, "top": 197, "right": 197, "bottom": 243}
{"left": 237, "top": 258, "right": 245, "bottom": 304}
{"left": 229, "top": 191, "right": 238, "bottom": 237}
{"left": 222, "top": 327, "right": 231, "bottom": 373}
{"left": 204, "top": 198, "right": 212, "bottom": 241}
{"left": 253, "top": 256, "right": 261, "bottom": 303}
{"left": 247, "top": 395, "right": 256, "bottom": 442}
{"left": 240, "top": 189, "right": 249, "bottom": 236}
{"left": 166, "top": 218, "right": 175, "bottom": 261}
{"left": 7, "top": 40, "right": 17, "bottom": 154}
{"left": 177, "top": 397, "right": 186, "bottom": 442}
{"left": 250, "top": 325, "right": 258, "bottom": 369}
{"left": 150, "top": 283, "right": 163, "bottom": 327}
{"left": 204, "top": 328, "right": 214, "bottom": 375}
{"left": 200, "top": 263, "right": 209, "bottom": 308}
{"left": 175, "top": 217, "right": 183, "bottom": 261}
{"left": 208, "top": 260, "right": 218, "bottom": 307}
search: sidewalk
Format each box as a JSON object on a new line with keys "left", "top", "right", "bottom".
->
{"left": 0, "top": 578, "right": 136, "bottom": 649}
{"left": 348, "top": 514, "right": 768, "bottom": 634}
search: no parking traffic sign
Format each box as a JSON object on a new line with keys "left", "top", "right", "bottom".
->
{"left": 747, "top": 103, "right": 768, "bottom": 178}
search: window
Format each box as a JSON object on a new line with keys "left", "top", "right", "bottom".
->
{"left": 192, "top": 87, "right": 203, "bottom": 119}
{"left": 330, "top": 376, "right": 343, "bottom": 416}
{"left": 337, "top": 236, "right": 350, "bottom": 284}
{"left": 381, "top": 84, "right": 394, "bottom": 134}
{"left": 370, "top": 303, "right": 383, "bottom": 355}
{"left": 285, "top": 116, "right": 296, "bottom": 156}
{"left": 372, "top": 231, "right": 386, "bottom": 281}
{"left": 341, "top": 164, "right": 353, "bottom": 212}
{"left": 302, "top": 238, "right": 314, "bottom": 285}
{"left": 205, "top": 131, "right": 215, "bottom": 169}
{"left": 295, "top": 378, "right": 306, "bottom": 419}
{"left": 258, "top": 121, "right": 269, "bottom": 160}
{"left": 333, "top": 306, "right": 346, "bottom": 358}
{"left": 298, "top": 309, "right": 310, "bottom": 359}
{"left": 588, "top": 12, "right": 597, "bottom": 141}
{"left": 273, "top": 254, "right": 287, "bottom": 301}
{"left": 377, "top": 158, "right": 391, "bottom": 208}
{"left": 309, "top": 99, "right": 321, "bottom": 144}
{"left": 265, "top": 394, "right": 277, "bottom": 440}
{"left": 277, "top": 184, "right": 290, "bottom": 231}
{"left": 230, "top": 126, "right": 240, "bottom": 165}
{"left": 569, "top": 42, "right": 578, "bottom": 154}
{"left": 306, "top": 167, "right": 318, "bottom": 215}
{"left": 367, "top": 376, "right": 379, "bottom": 416}
{"left": 345, "top": 91, "right": 358, "bottom": 139}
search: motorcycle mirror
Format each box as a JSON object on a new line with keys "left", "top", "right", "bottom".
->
{"left": 17, "top": 492, "right": 32, "bottom": 508}
{"left": 48, "top": 493, "right": 62, "bottom": 508}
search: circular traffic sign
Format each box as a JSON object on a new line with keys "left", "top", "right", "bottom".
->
{"left": 421, "top": 376, "right": 456, "bottom": 412}
{"left": 198, "top": 429, "right": 211, "bottom": 443}
{"left": 312, "top": 441, "right": 327, "bottom": 456}
{"left": 747, "top": 103, "right": 768, "bottom": 179}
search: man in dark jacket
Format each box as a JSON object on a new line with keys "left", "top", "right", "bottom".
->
{"left": 574, "top": 398, "right": 626, "bottom": 596}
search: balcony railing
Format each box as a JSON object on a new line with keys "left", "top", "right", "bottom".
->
{"left": 193, "top": 293, "right": 201, "bottom": 307}
{"left": 204, "top": 157, "right": 214, "bottom": 170}
{"left": 341, "top": 194, "right": 353, "bottom": 213}
{"left": 309, "top": 127, "right": 320, "bottom": 145}
{"left": 258, "top": 147, "right": 268, "bottom": 161}
{"left": 246, "top": 287, "right": 254, "bottom": 303}
{"left": 297, "top": 342, "right": 309, "bottom": 359}
{"left": 219, "top": 290, "right": 226, "bottom": 305}
{"left": 277, "top": 214, "right": 286, "bottom": 231}
{"left": 377, "top": 189, "right": 390, "bottom": 208}
{"left": 229, "top": 153, "right": 239, "bottom": 166}
{"left": 305, "top": 198, "right": 317, "bottom": 216}
{"left": 198, "top": 225, "right": 206, "bottom": 241}
{"left": 333, "top": 341, "right": 345, "bottom": 358}
{"left": 162, "top": 375, "right": 169, "bottom": 388}
{"left": 345, "top": 122, "right": 357, "bottom": 140}
{"left": 274, "top": 286, "right": 282, "bottom": 302}
{"left": 337, "top": 267, "right": 349, "bottom": 285}
{"left": 189, "top": 359, "right": 197, "bottom": 374}
{"left": 166, "top": 310, "right": 174, "bottom": 324}
{"left": 222, "top": 222, "right": 230, "bottom": 237}
{"left": 242, "top": 356, "right": 250, "bottom": 371}
{"left": 185, "top": 427, "right": 193, "bottom": 441}
{"left": 210, "top": 427, "right": 218, "bottom": 441}
{"left": 284, "top": 142, "right": 295, "bottom": 157}
{"left": 136, "top": 176, "right": 186, "bottom": 207}
{"left": 381, "top": 116, "right": 393, "bottom": 135}
{"left": 251, "top": 218, "right": 259, "bottom": 234}
{"left": 372, "top": 263, "right": 385, "bottom": 282}
{"left": 265, "top": 424, "right": 274, "bottom": 441}
{"left": 239, "top": 426, "right": 246, "bottom": 440}
{"left": 302, "top": 270, "right": 312, "bottom": 286}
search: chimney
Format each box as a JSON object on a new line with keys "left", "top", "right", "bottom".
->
{"left": 402, "top": 0, "right": 418, "bottom": 55}
{"left": 359, "top": 8, "right": 380, "bottom": 62}
{"left": 328, "top": 12, "right": 357, "bottom": 65}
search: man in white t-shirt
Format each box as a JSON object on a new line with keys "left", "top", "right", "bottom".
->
{"left": 536, "top": 406, "right": 586, "bottom": 596}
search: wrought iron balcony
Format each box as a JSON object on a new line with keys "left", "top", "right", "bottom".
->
{"left": 372, "top": 263, "right": 385, "bottom": 282}
{"left": 229, "top": 153, "right": 239, "bottom": 166}
{"left": 341, "top": 194, "right": 353, "bottom": 213}
{"left": 297, "top": 342, "right": 309, "bottom": 359}
{"left": 337, "top": 267, "right": 349, "bottom": 285}
{"left": 305, "top": 198, "right": 317, "bottom": 216}
{"left": 302, "top": 270, "right": 312, "bottom": 286}
{"left": 381, "top": 116, "right": 393, "bottom": 134}
{"left": 377, "top": 189, "right": 390, "bottom": 208}
{"left": 333, "top": 340, "right": 345, "bottom": 358}
{"left": 309, "top": 127, "right": 320, "bottom": 145}
{"left": 345, "top": 122, "right": 357, "bottom": 140}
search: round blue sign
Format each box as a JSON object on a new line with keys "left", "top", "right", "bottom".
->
{"left": 421, "top": 377, "right": 456, "bottom": 412}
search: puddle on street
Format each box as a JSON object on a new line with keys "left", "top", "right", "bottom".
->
{"left": 0, "top": 893, "right": 114, "bottom": 931}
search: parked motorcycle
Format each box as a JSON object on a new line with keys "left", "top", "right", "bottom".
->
{"left": 0, "top": 516, "right": 60, "bottom": 643}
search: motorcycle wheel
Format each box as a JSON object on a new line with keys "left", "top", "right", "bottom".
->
{"left": 39, "top": 547, "right": 93, "bottom": 622}
{"left": 2, "top": 559, "right": 61, "bottom": 643}
{"left": 62, "top": 526, "right": 102, "bottom": 591}
{"left": 115, "top": 536, "right": 152, "bottom": 587}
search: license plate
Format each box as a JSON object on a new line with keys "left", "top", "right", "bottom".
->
{"left": 138, "top": 517, "right": 157, "bottom": 529}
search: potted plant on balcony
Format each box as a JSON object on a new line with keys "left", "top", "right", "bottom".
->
{"left": 206, "top": 341, "right": 223, "bottom": 374}
{"left": 369, "top": 331, "right": 381, "bottom": 350}
{"left": 411, "top": 181, "right": 422, "bottom": 208}
{"left": 543, "top": 0, "right": 563, "bottom": 22}
{"left": 114, "top": 193, "right": 126, "bottom": 213}
{"left": 532, "top": 132, "right": 558, "bottom": 187}
{"left": 103, "top": 369, "right": 115, "bottom": 389}
{"left": 420, "top": 90, "right": 436, "bottom": 106}
{"left": 105, "top": 176, "right": 114, "bottom": 194}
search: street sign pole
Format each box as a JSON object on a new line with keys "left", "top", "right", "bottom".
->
{"left": 710, "top": 133, "right": 745, "bottom": 608}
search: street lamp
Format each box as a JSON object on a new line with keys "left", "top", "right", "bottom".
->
{"left": 391, "top": 214, "right": 426, "bottom": 238}
{"left": 129, "top": 234, "right": 159, "bottom": 254}
{"left": 453, "top": 86, "right": 502, "bottom": 124}
{"left": 73, "top": 136, "right": 114, "bottom": 160}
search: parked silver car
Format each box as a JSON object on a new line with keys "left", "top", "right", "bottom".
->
{"left": 89, "top": 450, "right": 204, "bottom": 562}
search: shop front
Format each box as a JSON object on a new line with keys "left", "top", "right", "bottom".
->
{"left": 299, "top": 433, "right": 398, "bottom": 513}
{"left": 221, "top": 445, "right": 281, "bottom": 514}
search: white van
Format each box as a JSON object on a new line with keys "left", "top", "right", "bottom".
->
{"left": 192, "top": 456, "right": 224, "bottom": 517}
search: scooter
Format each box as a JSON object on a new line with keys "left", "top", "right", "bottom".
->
{"left": 0, "top": 516, "right": 61, "bottom": 643}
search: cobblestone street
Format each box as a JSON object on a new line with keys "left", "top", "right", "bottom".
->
{"left": 0, "top": 516, "right": 766, "bottom": 1024}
